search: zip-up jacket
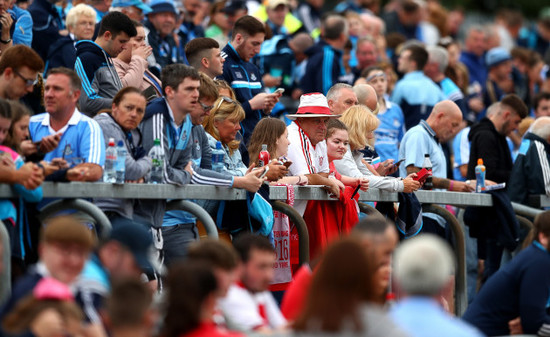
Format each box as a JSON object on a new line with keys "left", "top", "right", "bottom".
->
{"left": 220, "top": 42, "right": 265, "bottom": 144}
{"left": 46, "top": 34, "right": 76, "bottom": 73}
{"left": 299, "top": 40, "right": 344, "bottom": 95}
{"left": 74, "top": 40, "right": 122, "bottom": 116}
{"left": 508, "top": 132, "right": 550, "bottom": 204}
{"left": 28, "top": 0, "right": 63, "bottom": 60}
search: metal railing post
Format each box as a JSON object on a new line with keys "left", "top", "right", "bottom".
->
{"left": 166, "top": 200, "right": 218, "bottom": 239}
{"left": 0, "top": 220, "right": 11, "bottom": 306}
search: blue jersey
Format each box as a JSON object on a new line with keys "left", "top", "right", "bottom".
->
{"left": 452, "top": 126, "right": 470, "bottom": 181}
{"left": 29, "top": 110, "right": 105, "bottom": 166}
{"left": 374, "top": 97, "right": 405, "bottom": 162}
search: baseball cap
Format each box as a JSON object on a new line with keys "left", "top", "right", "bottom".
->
{"left": 222, "top": 0, "right": 247, "bottom": 14}
{"left": 265, "top": 0, "right": 288, "bottom": 10}
{"left": 148, "top": 0, "right": 177, "bottom": 15}
{"left": 286, "top": 93, "right": 340, "bottom": 120}
{"left": 109, "top": 217, "right": 153, "bottom": 273}
{"left": 112, "top": 0, "right": 152, "bottom": 14}
{"left": 485, "top": 47, "right": 512, "bottom": 68}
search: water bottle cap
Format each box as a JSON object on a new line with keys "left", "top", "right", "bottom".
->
{"left": 216, "top": 141, "right": 222, "bottom": 149}
{"left": 154, "top": 138, "right": 161, "bottom": 145}
{"left": 477, "top": 158, "right": 483, "bottom": 165}
{"left": 117, "top": 140, "right": 124, "bottom": 147}
{"left": 108, "top": 138, "right": 115, "bottom": 146}
{"left": 261, "top": 144, "right": 268, "bottom": 150}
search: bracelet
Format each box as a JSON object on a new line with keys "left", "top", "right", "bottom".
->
{"left": 297, "top": 175, "right": 302, "bottom": 184}
{"left": 449, "top": 180, "right": 454, "bottom": 191}
{"left": 0, "top": 38, "right": 12, "bottom": 44}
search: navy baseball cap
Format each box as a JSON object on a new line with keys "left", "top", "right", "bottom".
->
{"left": 111, "top": 0, "right": 152, "bottom": 14}
{"left": 148, "top": 0, "right": 178, "bottom": 15}
{"left": 222, "top": 0, "right": 247, "bottom": 14}
{"left": 109, "top": 217, "right": 154, "bottom": 273}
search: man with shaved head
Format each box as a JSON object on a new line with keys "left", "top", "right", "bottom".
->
{"left": 353, "top": 83, "right": 378, "bottom": 113}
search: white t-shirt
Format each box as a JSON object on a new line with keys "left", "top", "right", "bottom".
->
{"left": 219, "top": 284, "right": 287, "bottom": 332}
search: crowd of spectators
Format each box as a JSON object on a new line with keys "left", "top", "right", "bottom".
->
{"left": 1, "top": 0, "right": 550, "bottom": 335}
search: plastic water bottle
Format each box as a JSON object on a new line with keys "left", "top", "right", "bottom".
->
{"left": 148, "top": 138, "right": 165, "bottom": 184}
{"left": 104, "top": 138, "right": 117, "bottom": 183}
{"left": 115, "top": 140, "right": 126, "bottom": 183}
{"left": 422, "top": 153, "right": 433, "bottom": 190}
{"left": 258, "top": 144, "right": 270, "bottom": 167}
{"left": 211, "top": 141, "right": 225, "bottom": 172}
{"left": 475, "top": 158, "right": 486, "bottom": 193}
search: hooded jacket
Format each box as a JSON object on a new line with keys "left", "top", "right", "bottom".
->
{"left": 45, "top": 34, "right": 76, "bottom": 73}
{"left": 466, "top": 117, "right": 513, "bottom": 184}
{"left": 508, "top": 132, "right": 550, "bottom": 204}
{"left": 299, "top": 40, "right": 344, "bottom": 95}
{"left": 74, "top": 40, "right": 123, "bottom": 116}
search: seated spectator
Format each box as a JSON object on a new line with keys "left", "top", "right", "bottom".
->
{"left": 28, "top": 0, "right": 62, "bottom": 60}
{"left": 219, "top": 234, "right": 286, "bottom": 333}
{"left": 391, "top": 44, "right": 445, "bottom": 130}
{"left": 94, "top": 87, "right": 152, "bottom": 221}
{"left": 144, "top": 0, "right": 183, "bottom": 77}
{"left": 334, "top": 105, "right": 419, "bottom": 193}
{"left": 29, "top": 67, "right": 105, "bottom": 182}
{"left": 2, "top": 278, "right": 84, "bottom": 337}
{"left": 483, "top": 47, "right": 513, "bottom": 111}
{"left": 214, "top": 79, "right": 237, "bottom": 99}
{"left": 364, "top": 66, "right": 405, "bottom": 164}
{"left": 293, "top": 239, "right": 406, "bottom": 336}
{"left": 0, "top": 45, "right": 44, "bottom": 101}
{"left": 464, "top": 210, "right": 550, "bottom": 335}
{"left": 0, "top": 216, "right": 95, "bottom": 321}
{"left": 3, "top": 100, "right": 32, "bottom": 156}
{"left": 104, "top": 278, "right": 155, "bottom": 337}
{"left": 508, "top": 116, "right": 550, "bottom": 204}
{"left": 533, "top": 91, "right": 550, "bottom": 118}
{"left": 75, "top": 11, "right": 137, "bottom": 116}
{"left": 185, "top": 37, "right": 225, "bottom": 79}
{"left": 45, "top": 4, "right": 96, "bottom": 73}
{"left": 326, "top": 83, "right": 358, "bottom": 115}
{"left": 248, "top": 117, "right": 305, "bottom": 185}
{"left": 164, "top": 261, "right": 244, "bottom": 337}
{"left": 205, "top": 0, "right": 231, "bottom": 47}
{"left": 114, "top": 20, "right": 162, "bottom": 101}
{"left": 391, "top": 235, "right": 484, "bottom": 337}
{"left": 177, "top": 0, "right": 205, "bottom": 56}
{"left": 110, "top": 0, "right": 152, "bottom": 22}
{"left": 10, "top": 0, "right": 32, "bottom": 47}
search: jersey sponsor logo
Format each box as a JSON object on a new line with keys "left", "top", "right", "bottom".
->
{"left": 250, "top": 73, "right": 257, "bottom": 81}
{"left": 235, "top": 72, "right": 243, "bottom": 79}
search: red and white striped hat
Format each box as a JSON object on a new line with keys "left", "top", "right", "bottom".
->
{"left": 286, "top": 93, "right": 341, "bottom": 120}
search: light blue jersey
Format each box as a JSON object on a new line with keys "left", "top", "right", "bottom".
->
{"left": 375, "top": 97, "right": 405, "bottom": 162}
{"left": 452, "top": 126, "right": 470, "bottom": 181}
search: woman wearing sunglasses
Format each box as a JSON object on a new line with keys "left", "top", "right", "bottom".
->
{"left": 94, "top": 87, "right": 152, "bottom": 221}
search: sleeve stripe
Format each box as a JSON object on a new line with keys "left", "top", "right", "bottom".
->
{"left": 75, "top": 58, "right": 99, "bottom": 99}
{"left": 535, "top": 141, "right": 550, "bottom": 196}
{"left": 190, "top": 172, "right": 232, "bottom": 186}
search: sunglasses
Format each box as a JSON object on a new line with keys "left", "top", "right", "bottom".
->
{"left": 199, "top": 101, "right": 214, "bottom": 112}
{"left": 365, "top": 72, "right": 386, "bottom": 82}
{"left": 215, "top": 95, "right": 237, "bottom": 110}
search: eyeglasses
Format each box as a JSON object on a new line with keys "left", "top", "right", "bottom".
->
{"left": 215, "top": 95, "right": 237, "bottom": 110}
{"left": 199, "top": 101, "right": 214, "bottom": 112}
{"left": 14, "top": 69, "right": 38, "bottom": 87}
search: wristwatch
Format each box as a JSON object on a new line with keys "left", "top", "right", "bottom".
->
{"left": 0, "top": 38, "right": 12, "bottom": 44}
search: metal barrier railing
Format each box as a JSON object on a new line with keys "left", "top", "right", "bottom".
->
{"left": 0, "top": 220, "right": 11, "bottom": 306}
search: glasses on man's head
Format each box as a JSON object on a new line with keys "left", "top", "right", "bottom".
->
{"left": 14, "top": 69, "right": 38, "bottom": 87}
{"left": 199, "top": 101, "right": 215, "bottom": 112}
{"left": 215, "top": 96, "right": 237, "bottom": 110}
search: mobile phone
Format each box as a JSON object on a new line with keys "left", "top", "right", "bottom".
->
{"left": 259, "top": 166, "right": 269, "bottom": 178}
{"left": 413, "top": 168, "right": 430, "bottom": 183}
{"left": 394, "top": 158, "right": 405, "bottom": 167}
{"left": 274, "top": 88, "right": 285, "bottom": 95}
{"left": 282, "top": 160, "right": 292, "bottom": 168}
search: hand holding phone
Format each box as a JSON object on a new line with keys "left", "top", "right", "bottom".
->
{"left": 394, "top": 158, "right": 406, "bottom": 167}
{"left": 274, "top": 88, "right": 285, "bottom": 95}
{"left": 413, "top": 168, "right": 430, "bottom": 183}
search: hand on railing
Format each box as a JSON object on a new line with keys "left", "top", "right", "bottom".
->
{"left": 234, "top": 164, "right": 266, "bottom": 192}
{"left": 16, "top": 162, "right": 44, "bottom": 190}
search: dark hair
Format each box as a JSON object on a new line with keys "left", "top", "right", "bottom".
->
{"left": 363, "top": 65, "right": 384, "bottom": 79}
{"left": 248, "top": 117, "right": 287, "bottom": 166}
{"left": 162, "top": 262, "right": 218, "bottom": 337}
{"left": 322, "top": 14, "right": 346, "bottom": 40}
{"left": 501, "top": 94, "right": 528, "bottom": 119}
{"left": 47, "top": 67, "right": 82, "bottom": 93}
{"left": 326, "top": 118, "right": 347, "bottom": 138}
{"left": 4, "top": 100, "right": 31, "bottom": 152}
{"left": 107, "top": 278, "right": 152, "bottom": 329}
{"left": 185, "top": 37, "right": 220, "bottom": 70}
{"left": 293, "top": 239, "right": 375, "bottom": 333}
{"left": 534, "top": 211, "right": 550, "bottom": 243}
{"left": 132, "top": 19, "right": 143, "bottom": 28}
{"left": 233, "top": 233, "right": 274, "bottom": 263}
{"left": 112, "top": 86, "right": 146, "bottom": 106}
{"left": 187, "top": 240, "right": 239, "bottom": 271}
{"left": 198, "top": 72, "right": 219, "bottom": 101}
{"left": 0, "top": 98, "right": 12, "bottom": 120}
{"left": 404, "top": 45, "right": 429, "bottom": 70}
{"left": 534, "top": 92, "right": 550, "bottom": 111}
{"left": 0, "top": 45, "right": 44, "bottom": 74}
{"left": 98, "top": 11, "right": 137, "bottom": 38}
{"left": 161, "top": 64, "right": 200, "bottom": 96}
{"left": 232, "top": 15, "right": 266, "bottom": 38}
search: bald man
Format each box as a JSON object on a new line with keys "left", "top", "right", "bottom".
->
{"left": 399, "top": 100, "right": 474, "bottom": 192}
{"left": 353, "top": 84, "right": 378, "bottom": 113}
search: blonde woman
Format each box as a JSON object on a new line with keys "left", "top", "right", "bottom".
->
{"left": 334, "top": 105, "right": 419, "bottom": 193}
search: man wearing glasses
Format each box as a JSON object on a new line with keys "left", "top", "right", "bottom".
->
{"left": 0, "top": 45, "right": 43, "bottom": 101}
